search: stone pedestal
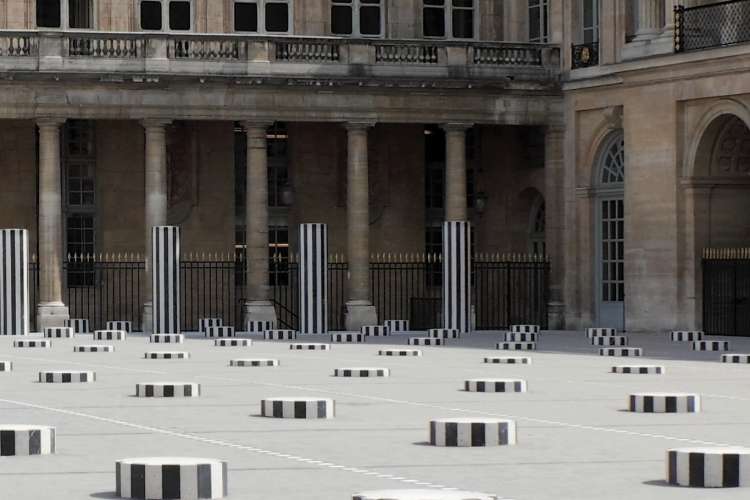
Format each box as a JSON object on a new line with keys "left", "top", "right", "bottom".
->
{"left": 345, "top": 301, "right": 378, "bottom": 331}
{"left": 37, "top": 302, "right": 69, "bottom": 331}
{"left": 141, "top": 302, "right": 153, "bottom": 334}
{"left": 243, "top": 300, "right": 278, "bottom": 327}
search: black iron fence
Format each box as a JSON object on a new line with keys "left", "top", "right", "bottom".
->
{"left": 703, "top": 248, "right": 750, "bottom": 336}
{"left": 675, "top": 0, "right": 750, "bottom": 52}
{"left": 571, "top": 41, "right": 599, "bottom": 69}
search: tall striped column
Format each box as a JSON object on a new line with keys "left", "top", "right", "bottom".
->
{"left": 0, "top": 229, "right": 29, "bottom": 336}
{"left": 299, "top": 223, "right": 327, "bottom": 334}
{"left": 151, "top": 226, "right": 180, "bottom": 335}
{"left": 443, "top": 221, "right": 471, "bottom": 333}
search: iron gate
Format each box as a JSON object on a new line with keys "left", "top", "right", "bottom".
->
{"left": 702, "top": 248, "right": 750, "bottom": 336}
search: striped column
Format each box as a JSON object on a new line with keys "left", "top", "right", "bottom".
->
{"left": 151, "top": 226, "right": 180, "bottom": 335}
{"left": 299, "top": 223, "right": 328, "bottom": 334}
{"left": 0, "top": 229, "right": 29, "bottom": 336}
{"left": 443, "top": 221, "right": 471, "bottom": 333}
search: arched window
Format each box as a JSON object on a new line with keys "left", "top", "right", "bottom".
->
{"left": 599, "top": 133, "right": 625, "bottom": 185}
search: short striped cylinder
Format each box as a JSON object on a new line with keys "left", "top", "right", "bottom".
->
{"left": 671, "top": 330, "right": 703, "bottom": 342}
{"left": 246, "top": 320, "right": 274, "bottom": 333}
{"left": 667, "top": 448, "right": 750, "bottom": 488}
{"left": 65, "top": 318, "right": 90, "bottom": 334}
{"left": 13, "top": 339, "right": 50, "bottom": 348}
{"left": 44, "top": 327, "right": 74, "bottom": 338}
{"left": 599, "top": 347, "right": 642, "bottom": 357}
{"left": 484, "top": 356, "right": 531, "bottom": 365}
{"left": 136, "top": 383, "right": 200, "bottom": 398}
{"left": 0, "top": 360, "right": 11, "bottom": 371}
{"left": 443, "top": 221, "right": 471, "bottom": 333}
{"left": 428, "top": 328, "right": 460, "bottom": 339}
{"left": 408, "top": 337, "right": 443, "bottom": 346}
{"left": 629, "top": 393, "right": 700, "bottom": 413}
{"left": 693, "top": 340, "right": 729, "bottom": 352}
{"left": 429, "top": 418, "right": 516, "bottom": 447}
{"left": 465, "top": 379, "right": 526, "bottom": 393}
{"left": 0, "top": 229, "right": 29, "bottom": 336}
{"left": 722, "top": 354, "right": 750, "bottom": 364}
{"left": 289, "top": 343, "right": 330, "bottom": 351}
{"left": 145, "top": 351, "right": 189, "bottom": 360}
{"left": 353, "top": 490, "right": 498, "bottom": 500}
{"left": 361, "top": 325, "right": 389, "bottom": 337}
{"left": 496, "top": 342, "right": 536, "bottom": 351}
{"left": 611, "top": 365, "right": 664, "bottom": 374}
{"left": 331, "top": 332, "right": 365, "bottom": 343}
{"left": 150, "top": 334, "right": 184, "bottom": 344}
{"left": 198, "top": 318, "right": 223, "bottom": 334}
{"left": 378, "top": 349, "right": 422, "bottom": 357}
{"left": 592, "top": 335, "right": 628, "bottom": 347}
{"left": 74, "top": 345, "right": 114, "bottom": 353}
{"left": 204, "top": 326, "right": 235, "bottom": 338}
{"left": 230, "top": 359, "right": 279, "bottom": 367}
{"left": 504, "top": 332, "right": 537, "bottom": 342}
{"left": 106, "top": 321, "right": 132, "bottom": 333}
{"left": 264, "top": 329, "right": 297, "bottom": 341}
{"left": 586, "top": 327, "right": 617, "bottom": 338}
{"left": 215, "top": 339, "right": 251, "bottom": 347}
{"left": 510, "top": 325, "right": 539, "bottom": 334}
{"left": 334, "top": 368, "right": 390, "bottom": 377}
{"left": 260, "top": 397, "right": 335, "bottom": 419}
{"left": 384, "top": 320, "right": 409, "bottom": 333}
{"left": 0, "top": 425, "right": 55, "bottom": 455}
{"left": 115, "top": 457, "right": 227, "bottom": 499}
{"left": 94, "top": 330, "right": 127, "bottom": 341}
{"left": 152, "top": 226, "right": 180, "bottom": 335}
{"left": 299, "top": 223, "right": 328, "bottom": 334}
{"left": 38, "top": 371, "right": 95, "bottom": 383}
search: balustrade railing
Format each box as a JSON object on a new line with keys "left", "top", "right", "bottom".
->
{"left": 375, "top": 43, "right": 439, "bottom": 64}
{"left": 169, "top": 38, "right": 245, "bottom": 60}
{"left": 274, "top": 38, "right": 340, "bottom": 62}
{"left": 68, "top": 35, "right": 141, "bottom": 58}
{"left": 675, "top": 0, "right": 750, "bottom": 52}
{"left": 473, "top": 45, "right": 543, "bottom": 66}
{"left": 0, "top": 33, "right": 37, "bottom": 57}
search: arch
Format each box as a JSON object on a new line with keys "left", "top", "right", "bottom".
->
{"left": 515, "top": 187, "right": 545, "bottom": 255}
{"left": 686, "top": 98, "right": 750, "bottom": 178}
{"left": 595, "top": 131, "right": 625, "bottom": 186}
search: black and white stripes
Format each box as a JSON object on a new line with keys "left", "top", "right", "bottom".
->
{"left": 465, "top": 379, "right": 527, "bottom": 393}
{"left": 150, "top": 334, "right": 184, "bottom": 344}
{"left": 215, "top": 339, "right": 251, "bottom": 347}
{"left": 384, "top": 320, "right": 409, "bottom": 333}
{"left": 152, "top": 226, "right": 180, "bottom": 335}
{"left": 0, "top": 425, "right": 55, "bottom": 455}
{"left": 261, "top": 397, "right": 335, "bottom": 419}
{"left": 331, "top": 332, "right": 365, "bottom": 343}
{"left": 667, "top": 448, "right": 750, "bottom": 487}
{"left": 671, "top": 330, "right": 703, "bottom": 342}
{"left": 334, "top": 368, "right": 390, "bottom": 377}
{"left": 443, "top": 221, "right": 472, "bottom": 333}
{"left": 145, "top": 351, "right": 189, "bottom": 360}
{"left": 429, "top": 328, "right": 460, "bottom": 339}
{"left": 722, "top": 354, "right": 750, "bottom": 364}
{"left": 289, "top": 343, "right": 330, "bottom": 351}
{"left": 94, "top": 330, "right": 127, "bottom": 341}
{"left": 106, "top": 321, "right": 132, "bottom": 333}
{"left": 44, "top": 327, "right": 74, "bottom": 338}
{"left": 429, "top": 418, "right": 516, "bottom": 447}
{"left": 0, "top": 229, "right": 29, "bottom": 336}
{"left": 599, "top": 347, "right": 642, "bottom": 357}
{"left": 74, "top": 345, "right": 114, "bottom": 353}
{"left": 611, "top": 365, "right": 664, "bottom": 374}
{"left": 199, "top": 318, "right": 223, "bottom": 334}
{"left": 693, "top": 340, "right": 729, "bottom": 352}
{"left": 204, "top": 326, "right": 235, "bottom": 338}
{"left": 246, "top": 320, "right": 274, "bottom": 333}
{"left": 0, "top": 360, "right": 11, "bottom": 371}
{"left": 13, "top": 339, "right": 50, "bottom": 348}
{"left": 362, "top": 325, "right": 389, "bottom": 337}
{"left": 629, "top": 393, "right": 700, "bottom": 413}
{"left": 586, "top": 327, "right": 616, "bottom": 338}
{"left": 592, "top": 336, "right": 628, "bottom": 347}
{"left": 136, "top": 383, "right": 200, "bottom": 398}
{"left": 496, "top": 342, "right": 536, "bottom": 351}
{"left": 409, "top": 337, "right": 443, "bottom": 346}
{"left": 115, "top": 457, "right": 227, "bottom": 499}
{"left": 264, "top": 329, "right": 297, "bottom": 341}
{"left": 299, "top": 223, "right": 327, "bottom": 334}
{"left": 65, "top": 318, "right": 90, "bottom": 334}
{"left": 230, "top": 359, "right": 279, "bottom": 367}
{"left": 379, "top": 349, "right": 421, "bottom": 357}
{"left": 38, "top": 370, "right": 95, "bottom": 383}
{"left": 484, "top": 356, "right": 531, "bottom": 364}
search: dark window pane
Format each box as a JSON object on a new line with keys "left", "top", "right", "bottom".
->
{"left": 423, "top": 8, "right": 445, "bottom": 37}
{"left": 169, "top": 1, "right": 191, "bottom": 30}
{"left": 69, "top": 0, "right": 92, "bottom": 28}
{"left": 332, "top": 5, "right": 353, "bottom": 34}
{"left": 141, "top": 1, "right": 162, "bottom": 30}
{"left": 360, "top": 6, "right": 380, "bottom": 35}
{"left": 234, "top": 3, "right": 258, "bottom": 31}
{"left": 37, "top": 0, "right": 61, "bottom": 28}
{"left": 266, "top": 2, "right": 289, "bottom": 32}
{"left": 452, "top": 9, "right": 473, "bottom": 38}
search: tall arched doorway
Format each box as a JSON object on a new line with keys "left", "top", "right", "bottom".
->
{"left": 594, "top": 132, "right": 625, "bottom": 329}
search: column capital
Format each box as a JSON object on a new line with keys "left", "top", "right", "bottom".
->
{"left": 442, "top": 122, "right": 473, "bottom": 133}
{"left": 36, "top": 117, "right": 66, "bottom": 129}
{"left": 243, "top": 121, "right": 274, "bottom": 132}
{"left": 141, "top": 118, "right": 173, "bottom": 130}
{"left": 345, "top": 121, "right": 376, "bottom": 132}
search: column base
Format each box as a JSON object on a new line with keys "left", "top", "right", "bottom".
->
{"left": 243, "top": 301, "right": 278, "bottom": 329}
{"left": 142, "top": 302, "right": 153, "bottom": 334}
{"left": 36, "top": 302, "right": 70, "bottom": 332}
{"left": 344, "top": 301, "right": 377, "bottom": 331}
{"left": 547, "top": 301, "right": 565, "bottom": 331}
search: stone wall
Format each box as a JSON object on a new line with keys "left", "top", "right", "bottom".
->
{"left": 0, "top": 120, "right": 37, "bottom": 252}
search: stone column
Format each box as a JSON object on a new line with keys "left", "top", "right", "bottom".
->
{"left": 243, "top": 122, "right": 278, "bottom": 327}
{"left": 36, "top": 118, "right": 70, "bottom": 330}
{"left": 635, "top": 0, "right": 663, "bottom": 40}
{"left": 344, "top": 122, "right": 377, "bottom": 330}
{"left": 545, "top": 126, "right": 565, "bottom": 330}
{"left": 141, "top": 119, "right": 171, "bottom": 333}
{"left": 443, "top": 123, "right": 472, "bottom": 221}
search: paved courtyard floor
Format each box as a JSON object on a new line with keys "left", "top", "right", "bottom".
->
{"left": 1, "top": 330, "right": 750, "bottom": 499}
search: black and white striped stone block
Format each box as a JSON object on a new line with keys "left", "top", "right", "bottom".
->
{"left": 13, "top": 339, "right": 50, "bottom": 348}
{"left": 0, "top": 360, "right": 11, "bottom": 371}
{"left": 264, "top": 329, "right": 297, "bottom": 341}
{"left": 136, "top": 382, "right": 200, "bottom": 398}
{"left": 384, "top": 319, "right": 409, "bottom": 333}
{"left": 65, "top": 318, "right": 89, "bottom": 334}
{"left": 428, "top": 328, "right": 461, "bottom": 339}
{"left": 667, "top": 447, "right": 750, "bottom": 488}
{"left": 115, "top": 457, "right": 227, "bottom": 499}
{"left": 74, "top": 345, "right": 115, "bottom": 353}
{"left": 362, "top": 325, "right": 389, "bottom": 337}
{"left": 378, "top": 349, "right": 422, "bottom": 357}
{"left": 722, "top": 354, "right": 750, "bottom": 364}
{"left": 230, "top": 359, "right": 279, "bottom": 367}
{"left": 204, "top": 326, "right": 235, "bottom": 338}
{"left": 511, "top": 324, "right": 539, "bottom": 334}
{"left": 611, "top": 365, "right": 664, "bottom": 374}
{"left": 408, "top": 337, "right": 443, "bottom": 346}
{"left": 599, "top": 347, "right": 642, "bottom": 357}
{"left": 299, "top": 223, "right": 328, "bottom": 334}
{"left": 289, "top": 343, "right": 331, "bottom": 351}
{"left": 484, "top": 356, "right": 531, "bottom": 365}
{"left": 38, "top": 370, "right": 95, "bottom": 383}
{"left": 592, "top": 335, "right": 628, "bottom": 347}
{"left": 150, "top": 334, "right": 184, "bottom": 344}
{"left": 199, "top": 318, "right": 223, "bottom": 334}
{"left": 429, "top": 418, "right": 516, "bottom": 447}
{"left": 353, "top": 490, "right": 498, "bottom": 500}
{"left": 94, "top": 330, "right": 127, "bottom": 341}
{"left": 586, "top": 327, "right": 617, "bottom": 338}
{"left": 465, "top": 379, "right": 527, "bottom": 393}
{"left": 496, "top": 342, "right": 536, "bottom": 351}
{"left": 0, "top": 229, "right": 30, "bottom": 336}
{"left": 443, "top": 221, "right": 472, "bottom": 333}
{"left": 44, "top": 327, "right": 74, "bottom": 338}
{"left": 0, "top": 425, "right": 55, "bottom": 455}
{"left": 152, "top": 226, "right": 180, "bottom": 335}
{"left": 215, "top": 338, "right": 251, "bottom": 347}
{"left": 246, "top": 320, "right": 274, "bottom": 333}
{"left": 145, "top": 351, "right": 190, "bottom": 360}
{"left": 693, "top": 340, "right": 730, "bottom": 352}
{"left": 504, "top": 331, "right": 537, "bottom": 342}
{"left": 334, "top": 368, "right": 390, "bottom": 377}
{"left": 671, "top": 330, "right": 703, "bottom": 342}
{"left": 261, "top": 397, "right": 335, "bottom": 419}
{"left": 629, "top": 393, "right": 700, "bottom": 413}
{"left": 331, "top": 332, "right": 365, "bottom": 343}
{"left": 106, "top": 321, "right": 132, "bottom": 333}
